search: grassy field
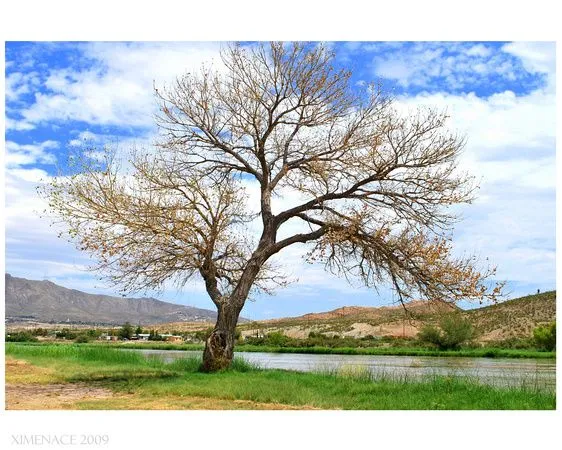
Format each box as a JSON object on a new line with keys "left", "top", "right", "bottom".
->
{"left": 5, "top": 343, "right": 555, "bottom": 410}
{"left": 19, "top": 340, "right": 555, "bottom": 359}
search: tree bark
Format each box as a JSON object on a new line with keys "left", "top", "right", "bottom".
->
{"left": 201, "top": 303, "right": 242, "bottom": 372}
{"left": 201, "top": 245, "right": 270, "bottom": 372}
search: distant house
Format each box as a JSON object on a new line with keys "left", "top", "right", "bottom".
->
{"left": 137, "top": 333, "right": 150, "bottom": 341}
{"left": 160, "top": 334, "right": 183, "bottom": 343}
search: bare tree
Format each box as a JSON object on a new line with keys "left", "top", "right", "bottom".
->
{"left": 42, "top": 42, "right": 503, "bottom": 371}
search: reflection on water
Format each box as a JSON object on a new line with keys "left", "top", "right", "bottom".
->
{"left": 135, "top": 349, "right": 556, "bottom": 391}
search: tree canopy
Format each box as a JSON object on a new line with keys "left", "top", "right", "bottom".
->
{"left": 42, "top": 42, "right": 503, "bottom": 370}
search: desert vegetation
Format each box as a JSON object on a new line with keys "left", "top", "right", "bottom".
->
{"left": 533, "top": 322, "right": 556, "bottom": 351}
{"left": 417, "top": 314, "right": 475, "bottom": 350}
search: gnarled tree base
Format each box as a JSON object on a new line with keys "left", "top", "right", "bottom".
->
{"left": 201, "top": 329, "right": 234, "bottom": 372}
{"left": 200, "top": 297, "right": 244, "bottom": 372}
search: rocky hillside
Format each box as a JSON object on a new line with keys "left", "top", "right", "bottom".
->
{"left": 237, "top": 292, "right": 556, "bottom": 341}
{"left": 5, "top": 273, "right": 218, "bottom": 325}
{"left": 465, "top": 291, "right": 556, "bottom": 341}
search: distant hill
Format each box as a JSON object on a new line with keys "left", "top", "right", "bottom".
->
{"left": 5, "top": 273, "right": 220, "bottom": 325}
{"left": 237, "top": 292, "right": 556, "bottom": 342}
{"left": 295, "top": 300, "right": 458, "bottom": 322}
{"left": 465, "top": 291, "right": 556, "bottom": 341}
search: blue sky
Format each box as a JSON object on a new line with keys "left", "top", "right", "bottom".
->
{"left": 4, "top": 41, "right": 556, "bottom": 319}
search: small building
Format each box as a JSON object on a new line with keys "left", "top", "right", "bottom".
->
{"left": 137, "top": 333, "right": 150, "bottom": 341}
{"left": 160, "top": 334, "right": 183, "bottom": 343}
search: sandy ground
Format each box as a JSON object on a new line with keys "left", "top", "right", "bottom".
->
{"left": 5, "top": 358, "right": 315, "bottom": 410}
{"left": 6, "top": 383, "right": 117, "bottom": 409}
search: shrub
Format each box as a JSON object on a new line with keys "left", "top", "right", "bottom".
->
{"left": 86, "top": 329, "right": 102, "bottom": 338}
{"left": 418, "top": 315, "right": 475, "bottom": 350}
{"left": 533, "top": 322, "right": 556, "bottom": 351}
{"left": 265, "top": 331, "right": 289, "bottom": 346}
{"left": 439, "top": 315, "right": 475, "bottom": 350}
{"left": 118, "top": 322, "right": 134, "bottom": 340}
{"left": 417, "top": 325, "right": 442, "bottom": 347}
{"left": 6, "top": 331, "right": 38, "bottom": 342}
{"left": 74, "top": 334, "right": 90, "bottom": 343}
{"left": 31, "top": 327, "right": 49, "bottom": 337}
{"left": 55, "top": 329, "right": 78, "bottom": 340}
{"left": 488, "top": 337, "right": 534, "bottom": 350}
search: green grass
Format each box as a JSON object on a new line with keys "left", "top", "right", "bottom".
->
{"left": 6, "top": 343, "right": 556, "bottom": 410}
{"left": 13, "top": 341, "right": 555, "bottom": 358}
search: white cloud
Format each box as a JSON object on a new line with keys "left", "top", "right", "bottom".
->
{"left": 466, "top": 44, "right": 492, "bottom": 58}
{"left": 69, "top": 130, "right": 100, "bottom": 147}
{"left": 5, "top": 117, "right": 35, "bottom": 131}
{"left": 502, "top": 42, "right": 556, "bottom": 96}
{"left": 5, "top": 140, "right": 58, "bottom": 168}
{"left": 5, "top": 71, "right": 40, "bottom": 103}
{"left": 11, "top": 42, "right": 224, "bottom": 130}
{"left": 4, "top": 167, "right": 86, "bottom": 283}
{"left": 395, "top": 86, "right": 555, "bottom": 170}
{"left": 502, "top": 42, "right": 556, "bottom": 76}
{"left": 367, "top": 42, "right": 553, "bottom": 93}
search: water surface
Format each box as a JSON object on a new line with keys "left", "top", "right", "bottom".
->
{"left": 134, "top": 348, "right": 555, "bottom": 390}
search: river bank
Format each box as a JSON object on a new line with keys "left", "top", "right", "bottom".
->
{"left": 12, "top": 340, "right": 555, "bottom": 359}
{"left": 5, "top": 343, "right": 555, "bottom": 410}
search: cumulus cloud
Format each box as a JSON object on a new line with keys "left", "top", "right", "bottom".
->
{"left": 351, "top": 42, "right": 549, "bottom": 94}
{"left": 5, "top": 71, "right": 41, "bottom": 103}
{"left": 502, "top": 42, "right": 556, "bottom": 76}
{"left": 5, "top": 140, "right": 59, "bottom": 168}
{"left": 7, "top": 42, "right": 223, "bottom": 130}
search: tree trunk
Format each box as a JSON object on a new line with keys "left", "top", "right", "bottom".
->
{"left": 201, "top": 303, "right": 242, "bottom": 372}
{"left": 200, "top": 248, "right": 269, "bottom": 372}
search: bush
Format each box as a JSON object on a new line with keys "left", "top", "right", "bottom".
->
{"left": 533, "top": 322, "right": 556, "bottom": 351}
{"left": 265, "top": 332, "right": 289, "bottom": 346}
{"left": 418, "top": 315, "right": 475, "bottom": 350}
{"left": 439, "top": 315, "right": 475, "bottom": 350}
{"left": 118, "top": 322, "right": 133, "bottom": 340}
{"left": 417, "top": 325, "right": 442, "bottom": 347}
{"left": 55, "top": 329, "right": 78, "bottom": 340}
{"left": 86, "top": 329, "right": 102, "bottom": 338}
{"left": 74, "top": 334, "right": 90, "bottom": 343}
{"left": 31, "top": 327, "right": 49, "bottom": 337}
{"left": 6, "top": 331, "right": 38, "bottom": 342}
{"left": 487, "top": 337, "right": 534, "bottom": 350}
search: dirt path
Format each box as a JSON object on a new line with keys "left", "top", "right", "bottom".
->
{"left": 5, "top": 358, "right": 316, "bottom": 410}
{"left": 6, "top": 382, "right": 313, "bottom": 410}
{"left": 6, "top": 383, "right": 117, "bottom": 409}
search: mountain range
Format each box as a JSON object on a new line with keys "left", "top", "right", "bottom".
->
{"left": 5, "top": 273, "right": 219, "bottom": 325}
{"left": 5, "top": 273, "right": 555, "bottom": 341}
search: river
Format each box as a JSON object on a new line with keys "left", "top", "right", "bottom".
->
{"left": 132, "top": 348, "right": 556, "bottom": 390}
